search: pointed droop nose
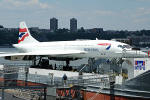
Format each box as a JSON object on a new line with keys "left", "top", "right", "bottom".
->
{"left": 131, "top": 47, "right": 148, "bottom": 57}
{"left": 140, "top": 51, "right": 148, "bottom": 57}
{"left": 124, "top": 50, "right": 148, "bottom": 58}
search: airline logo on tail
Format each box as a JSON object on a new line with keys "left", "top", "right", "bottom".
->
{"left": 18, "top": 28, "right": 29, "bottom": 43}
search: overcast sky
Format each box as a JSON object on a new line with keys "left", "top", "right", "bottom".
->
{"left": 0, "top": 0, "right": 150, "bottom": 30}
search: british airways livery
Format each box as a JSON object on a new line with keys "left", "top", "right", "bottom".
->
{"left": 0, "top": 22, "right": 147, "bottom": 62}
{"left": 18, "top": 28, "right": 29, "bottom": 43}
{"left": 98, "top": 43, "right": 111, "bottom": 50}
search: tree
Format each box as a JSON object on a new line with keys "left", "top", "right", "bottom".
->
{"left": 0, "top": 25, "right": 4, "bottom": 28}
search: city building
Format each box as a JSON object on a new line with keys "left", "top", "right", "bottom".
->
{"left": 86, "top": 28, "right": 103, "bottom": 34}
{"left": 0, "top": 28, "right": 18, "bottom": 32}
{"left": 112, "top": 38, "right": 132, "bottom": 45}
{"left": 50, "top": 18, "right": 58, "bottom": 32}
{"left": 128, "top": 35, "right": 150, "bottom": 47}
{"left": 70, "top": 18, "right": 77, "bottom": 32}
{"left": 29, "top": 27, "right": 39, "bottom": 32}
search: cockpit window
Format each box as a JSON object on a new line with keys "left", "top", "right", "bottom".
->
{"left": 124, "top": 45, "right": 132, "bottom": 49}
{"left": 118, "top": 45, "right": 123, "bottom": 48}
{"left": 118, "top": 45, "right": 132, "bottom": 49}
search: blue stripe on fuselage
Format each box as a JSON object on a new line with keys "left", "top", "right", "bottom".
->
{"left": 106, "top": 45, "right": 111, "bottom": 50}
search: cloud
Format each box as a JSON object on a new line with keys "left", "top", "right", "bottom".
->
{"left": 136, "top": 7, "right": 150, "bottom": 16}
{"left": 0, "top": 0, "right": 50, "bottom": 9}
{"left": 125, "top": 7, "right": 150, "bottom": 25}
{"left": 136, "top": 0, "right": 150, "bottom": 1}
{"left": 133, "top": 18, "right": 149, "bottom": 23}
{"left": 130, "top": 7, "right": 150, "bottom": 22}
{"left": 93, "top": 10, "right": 115, "bottom": 16}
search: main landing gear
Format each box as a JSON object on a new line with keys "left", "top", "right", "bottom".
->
{"left": 63, "top": 59, "right": 73, "bottom": 71}
{"left": 31, "top": 56, "right": 53, "bottom": 69}
{"left": 31, "top": 56, "right": 73, "bottom": 70}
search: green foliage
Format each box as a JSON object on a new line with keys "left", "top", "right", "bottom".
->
{"left": 0, "top": 30, "right": 18, "bottom": 45}
{"left": 0, "top": 25, "right": 4, "bottom": 28}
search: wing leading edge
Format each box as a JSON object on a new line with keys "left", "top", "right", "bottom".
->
{"left": 0, "top": 50, "right": 87, "bottom": 57}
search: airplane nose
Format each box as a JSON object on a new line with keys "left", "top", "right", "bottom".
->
{"left": 138, "top": 51, "right": 148, "bottom": 57}
{"left": 123, "top": 50, "right": 148, "bottom": 58}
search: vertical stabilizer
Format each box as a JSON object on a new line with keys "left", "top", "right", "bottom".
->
{"left": 18, "top": 21, "right": 38, "bottom": 44}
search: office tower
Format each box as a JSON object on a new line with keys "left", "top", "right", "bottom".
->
{"left": 50, "top": 18, "right": 58, "bottom": 32}
{"left": 70, "top": 18, "right": 77, "bottom": 32}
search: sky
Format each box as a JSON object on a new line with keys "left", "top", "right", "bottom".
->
{"left": 0, "top": 0, "right": 150, "bottom": 30}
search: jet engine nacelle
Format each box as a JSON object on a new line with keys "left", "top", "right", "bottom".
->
{"left": 5, "top": 56, "right": 25, "bottom": 61}
{"left": 5, "top": 55, "right": 35, "bottom": 61}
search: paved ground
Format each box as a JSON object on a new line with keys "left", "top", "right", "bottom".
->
{"left": 0, "top": 91, "right": 24, "bottom": 100}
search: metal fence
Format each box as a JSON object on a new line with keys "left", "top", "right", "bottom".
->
{"left": 0, "top": 64, "right": 112, "bottom": 89}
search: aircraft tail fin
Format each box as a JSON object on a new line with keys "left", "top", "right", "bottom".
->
{"left": 18, "top": 21, "right": 39, "bottom": 44}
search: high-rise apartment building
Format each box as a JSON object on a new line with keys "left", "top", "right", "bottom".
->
{"left": 50, "top": 18, "right": 58, "bottom": 32}
{"left": 70, "top": 18, "right": 77, "bottom": 32}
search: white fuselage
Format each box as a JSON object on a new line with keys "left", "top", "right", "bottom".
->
{"left": 13, "top": 40, "right": 147, "bottom": 59}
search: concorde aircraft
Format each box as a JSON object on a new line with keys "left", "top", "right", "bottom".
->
{"left": 0, "top": 22, "right": 147, "bottom": 67}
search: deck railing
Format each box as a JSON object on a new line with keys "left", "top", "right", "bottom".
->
{"left": 0, "top": 64, "right": 112, "bottom": 89}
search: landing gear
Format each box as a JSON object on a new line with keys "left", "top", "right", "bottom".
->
{"left": 63, "top": 59, "right": 72, "bottom": 71}
{"left": 32, "top": 56, "right": 37, "bottom": 66}
{"left": 88, "top": 58, "right": 95, "bottom": 73}
{"left": 31, "top": 56, "right": 74, "bottom": 70}
{"left": 31, "top": 56, "right": 53, "bottom": 69}
{"left": 66, "top": 59, "right": 70, "bottom": 67}
{"left": 31, "top": 56, "right": 41, "bottom": 66}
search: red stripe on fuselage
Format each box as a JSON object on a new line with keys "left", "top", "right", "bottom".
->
{"left": 18, "top": 33, "right": 29, "bottom": 43}
{"left": 19, "top": 28, "right": 27, "bottom": 32}
{"left": 98, "top": 43, "right": 111, "bottom": 46}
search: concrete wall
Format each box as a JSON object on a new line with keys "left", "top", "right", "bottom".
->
{"left": 47, "top": 87, "right": 56, "bottom": 100}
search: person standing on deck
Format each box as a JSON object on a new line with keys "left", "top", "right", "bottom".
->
{"left": 63, "top": 74, "right": 67, "bottom": 86}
